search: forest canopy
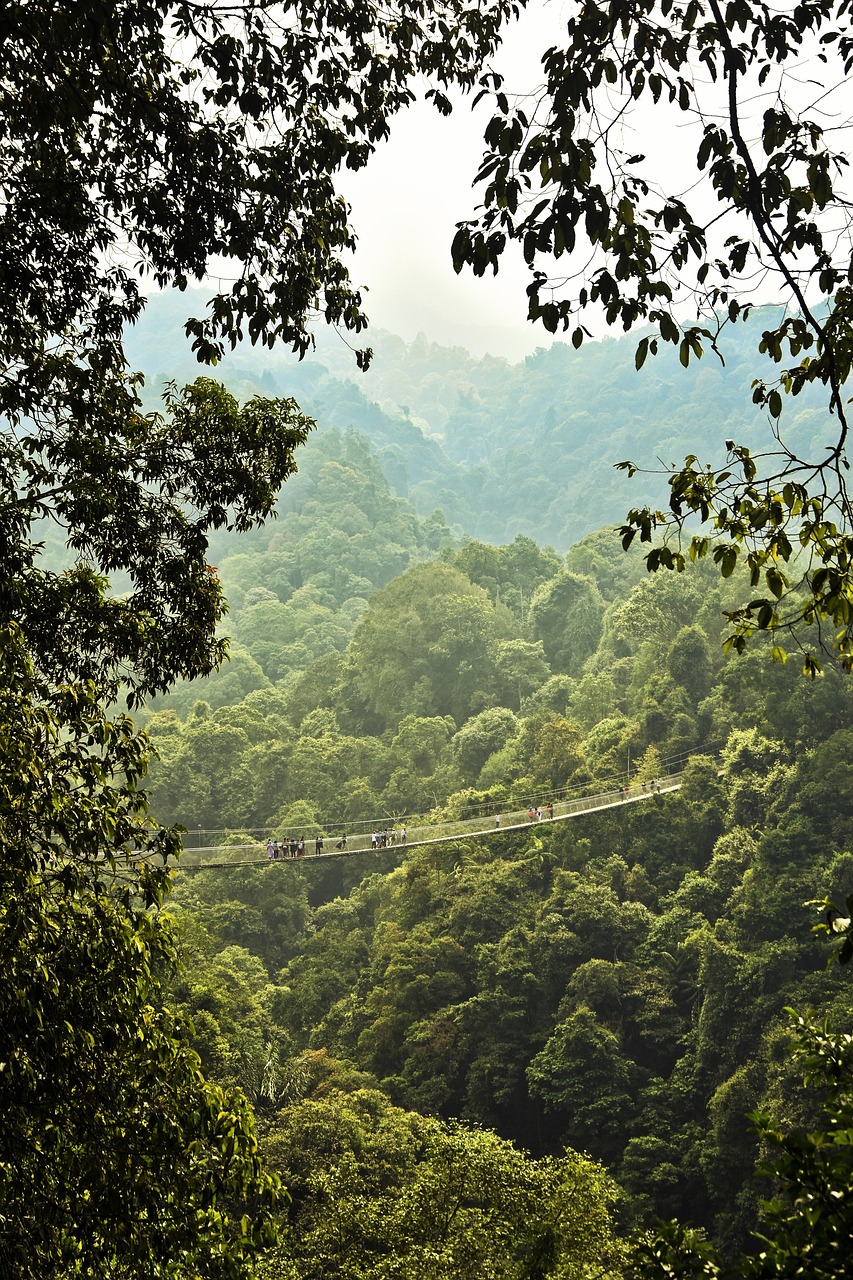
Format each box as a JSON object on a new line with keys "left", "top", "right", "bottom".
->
{"left": 3, "top": 1, "right": 853, "bottom": 1276}
{"left": 153, "top": 491, "right": 853, "bottom": 1276}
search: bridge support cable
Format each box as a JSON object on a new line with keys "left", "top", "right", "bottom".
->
{"left": 178, "top": 774, "right": 685, "bottom": 871}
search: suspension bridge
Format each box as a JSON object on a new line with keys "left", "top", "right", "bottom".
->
{"left": 178, "top": 771, "right": 685, "bottom": 870}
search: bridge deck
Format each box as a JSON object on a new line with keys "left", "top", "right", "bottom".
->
{"left": 178, "top": 775, "right": 683, "bottom": 870}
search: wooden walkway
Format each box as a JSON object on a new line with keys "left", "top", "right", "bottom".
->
{"left": 178, "top": 773, "right": 683, "bottom": 870}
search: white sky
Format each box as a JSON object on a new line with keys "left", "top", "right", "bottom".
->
{"left": 337, "top": 0, "right": 734, "bottom": 360}
{"left": 339, "top": 1, "right": 575, "bottom": 360}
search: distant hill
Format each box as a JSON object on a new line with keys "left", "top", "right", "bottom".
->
{"left": 126, "top": 290, "right": 829, "bottom": 550}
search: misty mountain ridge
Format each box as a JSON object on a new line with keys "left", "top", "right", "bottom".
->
{"left": 126, "top": 289, "right": 830, "bottom": 551}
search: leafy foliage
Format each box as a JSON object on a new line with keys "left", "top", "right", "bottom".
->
{"left": 0, "top": 624, "right": 278, "bottom": 1277}
{"left": 257, "top": 1088, "right": 624, "bottom": 1280}
{"left": 450, "top": 0, "right": 853, "bottom": 667}
{"left": 2, "top": 0, "right": 510, "bottom": 366}
{"left": 3, "top": 377, "right": 312, "bottom": 702}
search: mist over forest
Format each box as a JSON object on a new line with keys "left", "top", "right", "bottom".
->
{"left": 7, "top": 3, "right": 853, "bottom": 1276}
{"left": 118, "top": 295, "right": 853, "bottom": 1273}
{"left": 128, "top": 290, "right": 832, "bottom": 550}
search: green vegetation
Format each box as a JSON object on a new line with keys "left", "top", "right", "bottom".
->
{"left": 629, "top": 1010, "right": 853, "bottom": 1280}
{"left": 257, "top": 1087, "right": 623, "bottom": 1280}
{"left": 0, "top": 2, "right": 520, "bottom": 1274}
{"left": 5, "top": 1, "right": 853, "bottom": 1276}
{"left": 453, "top": 0, "right": 853, "bottom": 668}
{"left": 143, "top": 452, "right": 853, "bottom": 1271}
{"left": 0, "top": 625, "right": 278, "bottom": 1277}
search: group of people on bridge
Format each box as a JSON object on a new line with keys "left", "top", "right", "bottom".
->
{"left": 618, "top": 779, "right": 664, "bottom": 798}
{"left": 265, "top": 826, "right": 409, "bottom": 858}
{"left": 370, "top": 827, "right": 407, "bottom": 849}
{"left": 267, "top": 837, "right": 309, "bottom": 859}
{"left": 260, "top": 777, "right": 668, "bottom": 863}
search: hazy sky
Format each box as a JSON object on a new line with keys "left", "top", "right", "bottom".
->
{"left": 340, "top": 2, "right": 573, "bottom": 361}
{"left": 339, "top": 0, "right": 713, "bottom": 360}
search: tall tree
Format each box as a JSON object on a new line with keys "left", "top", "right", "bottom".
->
{"left": 0, "top": 624, "right": 279, "bottom": 1277}
{"left": 342, "top": 563, "right": 507, "bottom": 730}
{"left": 629, "top": 1012, "right": 853, "bottom": 1280}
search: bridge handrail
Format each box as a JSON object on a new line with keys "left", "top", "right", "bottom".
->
{"left": 179, "top": 772, "right": 685, "bottom": 869}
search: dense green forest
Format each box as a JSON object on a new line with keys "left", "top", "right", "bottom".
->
{"left": 7, "top": 2, "right": 853, "bottom": 1277}
{"left": 17, "top": 293, "right": 853, "bottom": 1279}
{"left": 128, "top": 415, "right": 853, "bottom": 1273}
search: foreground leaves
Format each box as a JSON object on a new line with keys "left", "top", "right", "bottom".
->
{"left": 0, "top": 624, "right": 279, "bottom": 1279}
